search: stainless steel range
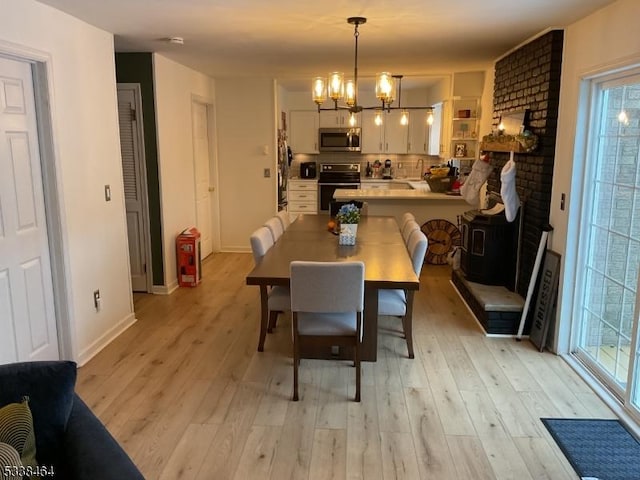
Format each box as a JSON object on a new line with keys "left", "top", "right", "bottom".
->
{"left": 317, "top": 163, "right": 361, "bottom": 213}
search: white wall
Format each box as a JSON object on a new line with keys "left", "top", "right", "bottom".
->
{"left": 153, "top": 54, "right": 216, "bottom": 289}
{"left": 0, "top": 0, "right": 134, "bottom": 364}
{"left": 552, "top": 0, "right": 640, "bottom": 351}
{"left": 215, "top": 78, "right": 277, "bottom": 251}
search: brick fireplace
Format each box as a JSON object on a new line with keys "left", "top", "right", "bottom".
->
{"left": 453, "top": 30, "right": 564, "bottom": 334}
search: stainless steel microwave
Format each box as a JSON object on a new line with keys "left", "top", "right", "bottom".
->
{"left": 318, "top": 128, "right": 361, "bottom": 152}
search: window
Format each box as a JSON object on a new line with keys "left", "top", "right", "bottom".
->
{"left": 573, "top": 69, "right": 640, "bottom": 419}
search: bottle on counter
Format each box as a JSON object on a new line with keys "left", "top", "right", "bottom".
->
{"left": 365, "top": 161, "right": 372, "bottom": 177}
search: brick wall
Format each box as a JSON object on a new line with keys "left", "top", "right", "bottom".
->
{"left": 486, "top": 30, "right": 564, "bottom": 299}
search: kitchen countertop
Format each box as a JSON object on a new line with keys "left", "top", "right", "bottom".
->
{"left": 334, "top": 187, "right": 465, "bottom": 201}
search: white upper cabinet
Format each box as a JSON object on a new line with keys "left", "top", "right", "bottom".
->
{"left": 289, "top": 110, "right": 319, "bottom": 154}
{"left": 407, "top": 109, "right": 430, "bottom": 154}
{"left": 361, "top": 110, "right": 408, "bottom": 154}
{"left": 318, "top": 110, "right": 362, "bottom": 128}
{"left": 384, "top": 110, "right": 409, "bottom": 154}
{"left": 361, "top": 110, "right": 384, "bottom": 153}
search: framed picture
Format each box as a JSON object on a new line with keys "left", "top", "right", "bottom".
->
{"left": 454, "top": 143, "right": 467, "bottom": 157}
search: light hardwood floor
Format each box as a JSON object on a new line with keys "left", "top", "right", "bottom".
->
{"left": 76, "top": 252, "right": 616, "bottom": 480}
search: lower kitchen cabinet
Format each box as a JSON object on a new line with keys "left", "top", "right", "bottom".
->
{"left": 287, "top": 179, "right": 318, "bottom": 215}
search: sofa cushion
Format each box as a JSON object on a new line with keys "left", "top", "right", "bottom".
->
{"left": 0, "top": 361, "right": 77, "bottom": 468}
{"left": 0, "top": 397, "right": 37, "bottom": 470}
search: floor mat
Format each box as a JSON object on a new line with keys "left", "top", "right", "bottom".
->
{"left": 541, "top": 418, "right": 640, "bottom": 480}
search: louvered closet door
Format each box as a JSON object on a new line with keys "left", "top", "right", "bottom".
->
{"left": 117, "top": 86, "right": 149, "bottom": 292}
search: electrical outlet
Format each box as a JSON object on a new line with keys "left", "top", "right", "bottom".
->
{"left": 560, "top": 193, "right": 566, "bottom": 211}
{"left": 93, "top": 289, "right": 101, "bottom": 311}
{"left": 263, "top": 168, "right": 271, "bottom": 178}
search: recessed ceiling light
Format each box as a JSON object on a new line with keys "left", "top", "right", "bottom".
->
{"left": 168, "top": 37, "right": 184, "bottom": 45}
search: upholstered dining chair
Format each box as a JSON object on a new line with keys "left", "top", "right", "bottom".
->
{"left": 401, "top": 219, "right": 420, "bottom": 244}
{"left": 289, "top": 261, "right": 365, "bottom": 402}
{"left": 378, "top": 230, "right": 428, "bottom": 358}
{"left": 264, "top": 216, "right": 284, "bottom": 243}
{"left": 276, "top": 210, "right": 291, "bottom": 230}
{"left": 250, "top": 226, "right": 290, "bottom": 351}
{"left": 400, "top": 212, "right": 416, "bottom": 231}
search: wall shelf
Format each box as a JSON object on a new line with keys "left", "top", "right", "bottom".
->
{"left": 480, "top": 133, "right": 538, "bottom": 153}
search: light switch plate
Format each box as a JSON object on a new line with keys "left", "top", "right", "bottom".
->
{"left": 104, "top": 185, "right": 111, "bottom": 201}
{"left": 263, "top": 168, "right": 271, "bottom": 178}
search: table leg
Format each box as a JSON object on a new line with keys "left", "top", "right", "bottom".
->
{"left": 361, "top": 286, "right": 379, "bottom": 361}
{"left": 258, "top": 285, "right": 269, "bottom": 352}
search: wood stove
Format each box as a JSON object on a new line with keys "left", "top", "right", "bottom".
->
{"left": 460, "top": 205, "right": 518, "bottom": 290}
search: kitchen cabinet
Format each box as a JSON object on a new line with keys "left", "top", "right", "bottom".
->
{"left": 361, "top": 110, "right": 408, "bottom": 154}
{"left": 407, "top": 109, "right": 431, "bottom": 154}
{"left": 287, "top": 179, "right": 318, "bottom": 215}
{"left": 289, "top": 110, "right": 319, "bottom": 154}
{"left": 449, "top": 97, "right": 480, "bottom": 171}
{"left": 319, "top": 110, "right": 361, "bottom": 128}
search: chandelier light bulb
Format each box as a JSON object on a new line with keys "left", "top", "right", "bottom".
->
{"left": 328, "top": 72, "right": 345, "bottom": 101}
{"left": 400, "top": 110, "right": 409, "bottom": 126}
{"left": 375, "top": 72, "right": 395, "bottom": 103}
{"left": 427, "top": 111, "right": 434, "bottom": 125}
{"left": 348, "top": 112, "right": 357, "bottom": 127}
{"left": 345, "top": 80, "right": 356, "bottom": 107}
{"left": 312, "top": 77, "right": 327, "bottom": 105}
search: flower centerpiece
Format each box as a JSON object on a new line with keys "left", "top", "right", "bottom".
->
{"left": 335, "top": 203, "right": 361, "bottom": 245}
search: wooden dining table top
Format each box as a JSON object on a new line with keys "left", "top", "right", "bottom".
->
{"left": 246, "top": 214, "right": 419, "bottom": 290}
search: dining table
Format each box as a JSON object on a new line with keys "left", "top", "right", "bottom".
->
{"left": 245, "top": 214, "right": 419, "bottom": 362}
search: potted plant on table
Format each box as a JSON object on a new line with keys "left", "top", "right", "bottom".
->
{"left": 335, "top": 203, "right": 361, "bottom": 245}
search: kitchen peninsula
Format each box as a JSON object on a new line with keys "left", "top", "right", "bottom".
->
{"left": 334, "top": 182, "right": 469, "bottom": 226}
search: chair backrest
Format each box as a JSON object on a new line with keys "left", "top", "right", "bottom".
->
{"left": 250, "top": 226, "right": 274, "bottom": 264}
{"left": 407, "top": 231, "right": 428, "bottom": 276}
{"left": 405, "top": 226, "right": 422, "bottom": 247}
{"left": 400, "top": 212, "right": 415, "bottom": 231}
{"left": 264, "top": 216, "right": 284, "bottom": 242}
{"left": 401, "top": 219, "right": 420, "bottom": 244}
{"left": 276, "top": 210, "right": 291, "bottom": 230}
{"left": 290, "top": 261, "right": 365, "bottom": 313}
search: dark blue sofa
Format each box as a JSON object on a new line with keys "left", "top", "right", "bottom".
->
{"left": 0, "top": 361, "right": 144, "bottom": 479}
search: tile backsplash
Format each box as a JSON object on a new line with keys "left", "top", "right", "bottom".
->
{"left": 289, "top": 152, "right": 443, "bottom": 179}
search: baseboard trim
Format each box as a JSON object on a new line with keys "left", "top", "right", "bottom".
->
{"left": 76, "top": 312, "right": 137, "bottom": 367}
{"left": 152, "top": 281, "right": 179, "bottom": 295}
{"left": 221, "top": 246, "right": 251, "bottom": 253}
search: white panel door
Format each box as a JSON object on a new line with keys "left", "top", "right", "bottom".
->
{"left": 0, "top": 56, "right": 58, "bottom": 363}
{"left": 192, "top": 101, "right": 213, "bottom": 258}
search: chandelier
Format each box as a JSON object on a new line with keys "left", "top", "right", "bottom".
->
{"left": 312, "top": 17, "right": 434, "bottom": 127}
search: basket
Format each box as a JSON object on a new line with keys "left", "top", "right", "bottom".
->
{"left": 426, "top": 175, "right": 454, "bottom": 193}
{"left": 429, "top": 166, "right": 450, "bottom": 177}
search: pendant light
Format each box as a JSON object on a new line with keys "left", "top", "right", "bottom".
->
{"left": 312, "top": 17, "right": 434, "bottom": 126}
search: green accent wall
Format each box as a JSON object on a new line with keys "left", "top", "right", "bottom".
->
{"left": 115, "top": 53, "right": 164, "bottom": 286}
